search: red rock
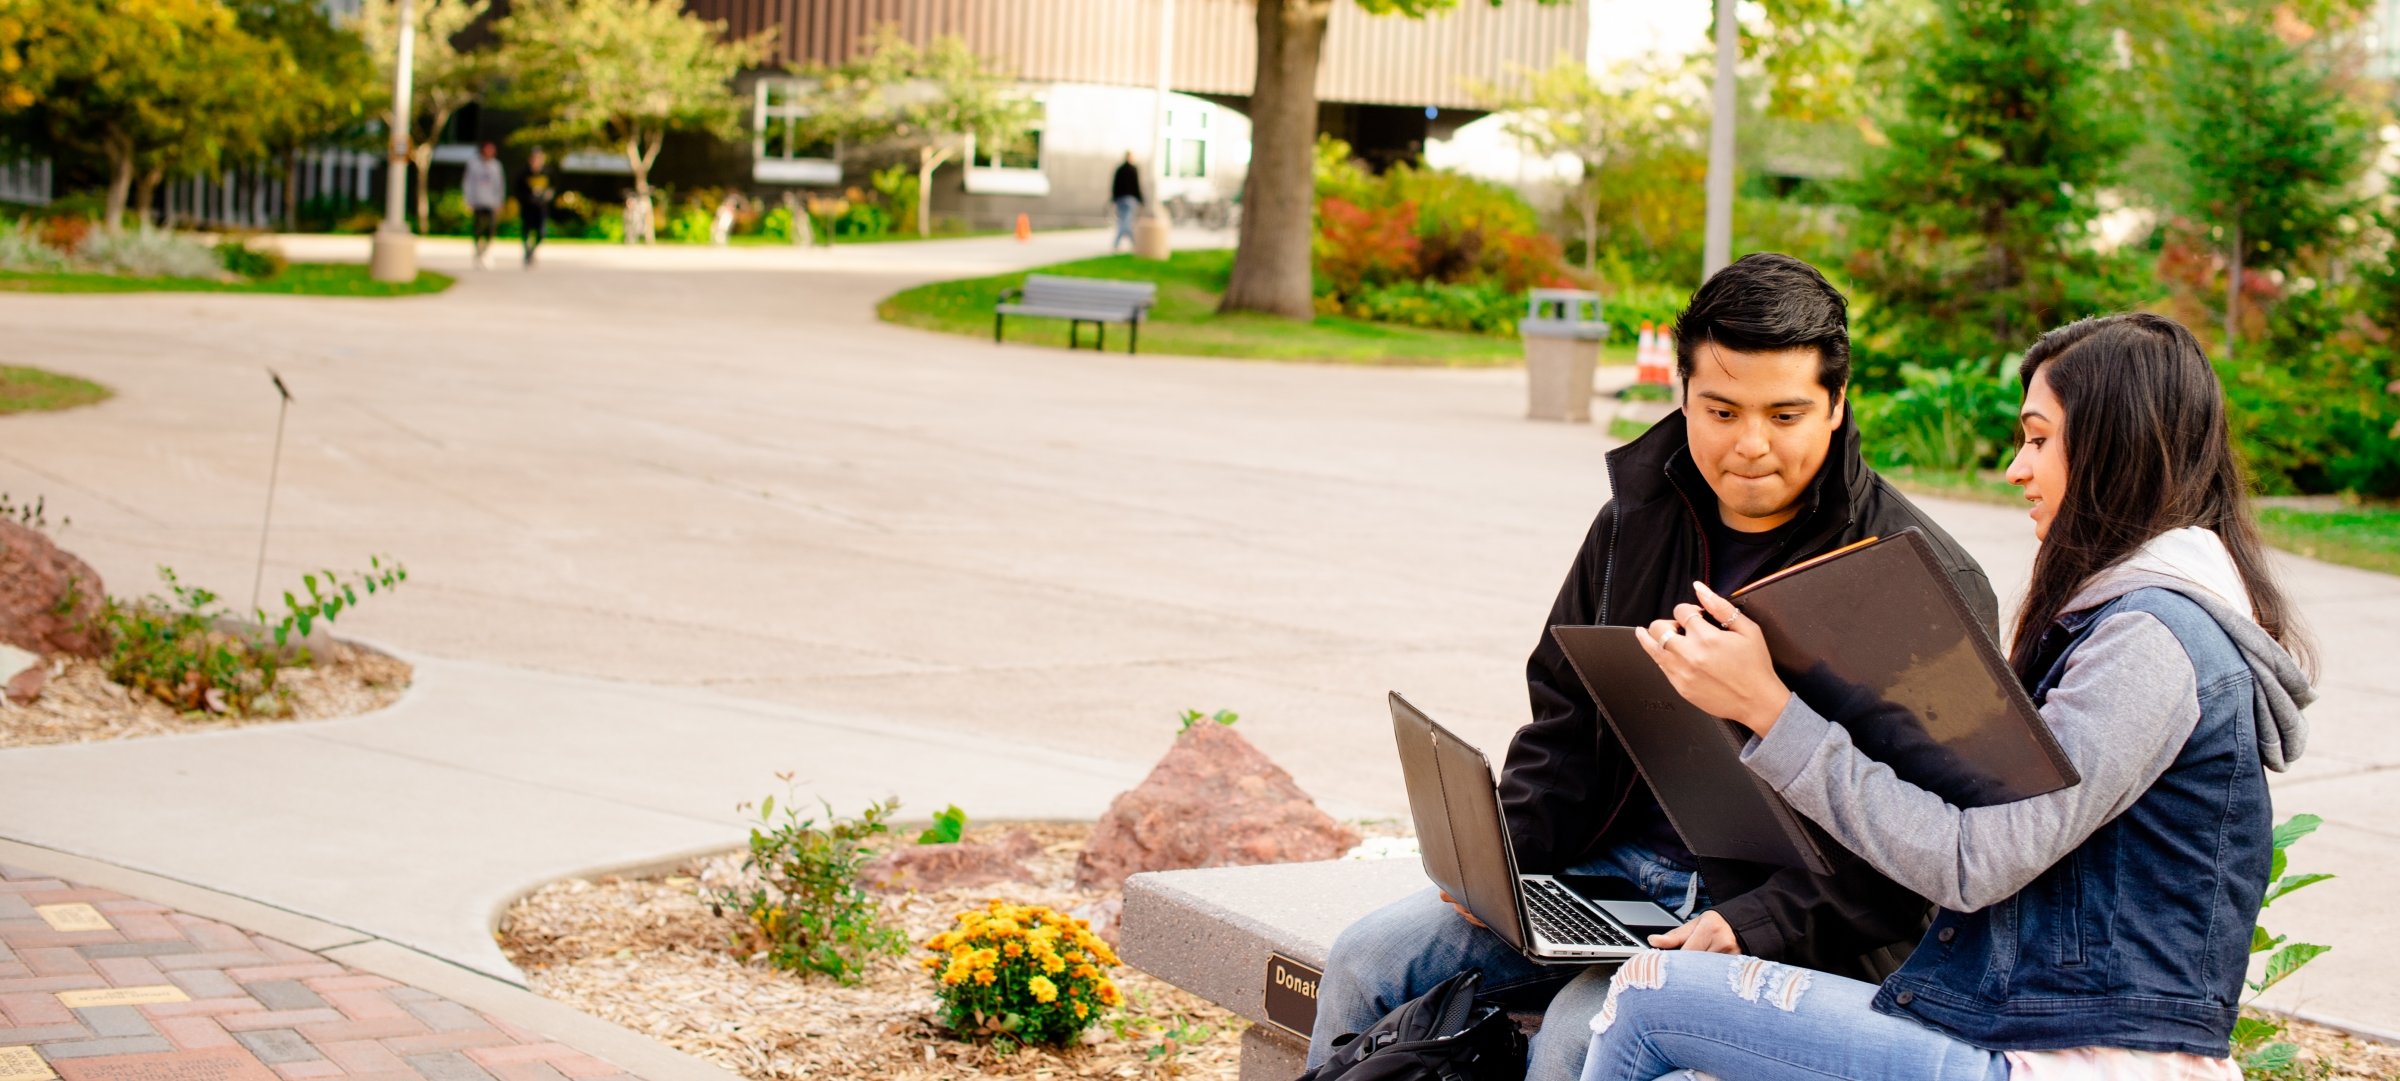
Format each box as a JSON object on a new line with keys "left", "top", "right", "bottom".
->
{"left": 862, "top": 830, "right": 1039, "bottom": 893}
{"left": 1074, "top": 724, "right": 1359, "bottom": 891}
{"left": 4, "top": 662, "right": 46, "bottom": 704}
{"left": 0, "top": 521, "right": 106, "bottom": 658}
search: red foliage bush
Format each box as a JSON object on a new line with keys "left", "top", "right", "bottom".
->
{"left": 1315, "top": 196, "right": 1420, "bottom": 300}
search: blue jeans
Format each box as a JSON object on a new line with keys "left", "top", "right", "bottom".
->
{"left": 1308, "top": 841, "right": 1710, "bottom": 1081}
{"left": 1112, "top": 195, "right": 1138, "bottom": 248}
{"left": 1579, "top": 950, "right": 2010, "bottom": 1081}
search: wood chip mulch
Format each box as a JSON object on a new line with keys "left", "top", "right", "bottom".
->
{"left": 2282, "top": 1016, "right": 2400, "bottom": 1079}
{"left": 0, "top": 643, "right": 414, "bottom": 748}
{"left": 497, "top": 823, "right": 1243, "bottom": 1081}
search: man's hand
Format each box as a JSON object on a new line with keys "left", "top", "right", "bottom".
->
{"left": 1437, "top": 891, "right": 1487, "bottom": 929}
{"left": 1648, "top": 910, "right": 1740, "bottom": 953}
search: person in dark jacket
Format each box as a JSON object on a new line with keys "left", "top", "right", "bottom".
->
{"left": 1586, "top": 311, "right": 2313, "bottom": 1079}
{"left": 515, "top": 148, "right": 553, "bottom": 267}
{"left": 1307, "top": 253, "right": 1998, "bottom": 1081}
{"left": 1109, "top": 151, "right": 1142, "bottom": 251}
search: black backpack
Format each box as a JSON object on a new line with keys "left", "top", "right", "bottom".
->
{"left": 1295, "top": 970, "right": 1527, "bottom": 1081}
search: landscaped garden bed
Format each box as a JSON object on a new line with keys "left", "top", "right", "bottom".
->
{"left": 0, "top": 640, "right": 411, "bottom": 748}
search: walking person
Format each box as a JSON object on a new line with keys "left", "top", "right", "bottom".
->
{"left": 1587, "top": 311, "right": 2315, "bottom": 1080}
{"left": 463, "top": 142, "right": 505, "bottom": 269}
{"left": 1109, "top": 150, "right": 1142, "bottom": 252}
{"left": 516, "top": 148, "right": 553, "bottom": 268}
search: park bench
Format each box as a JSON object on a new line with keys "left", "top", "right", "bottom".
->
{"left": 1122, "top": 859, "right": 1440, "bottom": 1080}
{"left": 994, "top": 274, "right": 1156, "bottom": 353}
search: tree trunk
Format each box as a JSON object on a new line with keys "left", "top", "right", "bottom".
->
{"left": 1218, "top": 0, "right": 1332, "bottom": 319}
{"left": 132, "top": 167, "right": 163, "bottom": 232}
{"left": 283, "top": 145, "right": 302, "bottom": 232}
{"left": 411, "top": 149, "right": 433, "bottom": 234}
{"left": 2223, "top": 216, "right": 2243, "bottom": 360}
{"left": 917, "top": 146, "right": 944, "bottom": 239}
{"left": 104, "top": 152, "right": 135, "bottom": 236}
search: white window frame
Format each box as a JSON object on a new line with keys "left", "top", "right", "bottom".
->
{"left": 1162, "top": 105, "right": 1211, "bottom": 180}
{"left": 754, "top": 77, "right": 840, "bottom": 185}
{"left": 963, "top": 95, "right": 1049, "bottom": 197}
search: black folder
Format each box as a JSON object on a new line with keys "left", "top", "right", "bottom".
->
{"left": 1550, "top": 528, "right": 2079, "bottom": 874}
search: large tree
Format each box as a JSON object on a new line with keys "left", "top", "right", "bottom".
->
{"left": 2158, "top": 0, "right": 2375, "bottom": 358}
{"left": 354, "top": 0, "right": 493, "bottom": 233}
{"left": 234, "top": 0, "right": 380, "bottom": 230}
{"left": 800, "top": 26, "right": 1037, "bottom": 239}
{"left": 1843, "top": 0, "right": 2136, "bottom": 384}
{"left": 2, "top": 0, "right": 279, "bottom": 232}
{"left": 495, "top": 0, "right": 771, "bottom": 210}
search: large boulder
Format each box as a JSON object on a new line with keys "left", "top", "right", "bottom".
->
{"left": 1075, "top": 724, "right": 1359, "bottom": 892}
{"left": 0, "top": 521, "right": 105, "bottom": 658}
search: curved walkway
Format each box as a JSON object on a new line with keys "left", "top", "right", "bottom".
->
{"left": 0, "top": 230, "right": 2395, "bottom": 1040}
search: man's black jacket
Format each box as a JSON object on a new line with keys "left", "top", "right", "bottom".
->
{"left": 1498, "top": 405, "right": 1999, "bottom": 979}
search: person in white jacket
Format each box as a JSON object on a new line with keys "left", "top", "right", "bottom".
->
{"left": 462, "top": 143, "right": 506, "bottom": 269}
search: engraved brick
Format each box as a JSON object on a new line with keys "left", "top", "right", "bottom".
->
{"left": 158, "top": 1015, "right": 240, "bottom": 1050}
{"left": 35, "top": 1036, "right": 175, "bottom": 1059}
{"left": 235, "top": 1029, "right": 325, "bottom": 1064}
{"left": 245, "top": 982, "right": 327, "bottom": 1013}
{"left": 219, "top": 1010, "right": 344, "bottom": 1032}
{"left": 71, "top": 1005, "right": 157, "bottom": 1039}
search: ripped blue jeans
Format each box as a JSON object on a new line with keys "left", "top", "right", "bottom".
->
{"left": 1579, "top": 950, "right": 2010, "bottom": 1081}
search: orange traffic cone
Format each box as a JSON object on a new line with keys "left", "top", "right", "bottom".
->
{"left": 1014, "top": 213, "right": 1031, "bottom": 242}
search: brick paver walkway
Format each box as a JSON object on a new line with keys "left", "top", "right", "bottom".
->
{"left": 0, "top": 864, "right": 638, "bottom": 1081}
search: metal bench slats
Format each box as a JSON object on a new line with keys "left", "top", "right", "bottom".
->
{"left": 994, "top": 274, "right": 1157, "bottom": 353}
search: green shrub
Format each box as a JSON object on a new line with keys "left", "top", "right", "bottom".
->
{"left": 1350, "top": 280, "right": 1519, "bottom": 336}
{"left": 0, "top": 221, "right": 71, "bottom": 272}
{"left": 215, "top": 239, "right": 287, "bottom": 280}
{"left": 870, "top": 164, "right": 920, "bottom": 235}
{"left": 833, "top": 201, "right": 893, "bottom": 238}
{"left": 77, "top": 228, "right": 226, "bottom": 279}
{"left": 709, "top": 789, "right": 906, "bottom": 983}
{"left": 1852, "top": 356, "right": 2021, "bottom": 474}
{"left": 1601, "top": 281, "right": 1690, "bottom": 347}
{"left": 2218, "top": 283, "right": 2400, "bottom": 498}
{"left": 2233, "top": 814, "right": 2335, "bottom": 1079}
{"left": 664, "top": 206, "right": 712, "bottom": 244}
{"left": 760, "top": 206, "right": 801, "bottom": 242}
{"left": 427, "top": 189, "right": 472, "bottom": 236}
{"left": 102, "top": 559, "right": 407, "bottom": 715}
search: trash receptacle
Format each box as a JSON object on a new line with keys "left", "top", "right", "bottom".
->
{"left": 1521, "top": 289, "right": 1606, "bottom": 422}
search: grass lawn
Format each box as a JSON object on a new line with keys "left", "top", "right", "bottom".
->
{"left": 0, "top": 366, "right": 111, "bottom": 415}
{"left": 2257, "top": 506, "right": 2400, "bottom": 577}
{"left": 879, "top": 248, "right": 1638, "bottom": 367}
{"left": 0, "top": 263, "right": 453, "bottom": 297}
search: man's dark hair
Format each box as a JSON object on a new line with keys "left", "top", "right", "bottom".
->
{"left": 1673, "top": 252, "right": 1851, "bottom": 398}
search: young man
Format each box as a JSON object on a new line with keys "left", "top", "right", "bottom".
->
{"left": 1110, "top": 151, "right": 1142, "bottom": 252}
{"left": 1308, "top": 253, "right": 1999, "bottom": 1081}
{"left": 463, "top": 143, "right": 505, "bottom": 270}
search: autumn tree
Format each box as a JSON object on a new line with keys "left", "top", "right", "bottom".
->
{"left": 800, "top": 26, "right": 1037, "bottom": 239}
{"left": 355, "top": 0, "right": 493, "bottom": 232}
{"left": 235, "top": 0, "right": 380, "bottom": 230}
{"left": 1474, "top": 53, "right": 1704, "bottom": 276}
{"left": 495, "top": 0, "right": 771, "bottom": 211}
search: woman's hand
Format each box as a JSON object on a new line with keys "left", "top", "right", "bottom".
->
{"left": 1634, "top": 581, "right": 1791, "bottom": 736}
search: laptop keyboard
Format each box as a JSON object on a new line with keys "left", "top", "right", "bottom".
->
{"left": 1522, "top": 879, "right": 1639, "bottom": 949}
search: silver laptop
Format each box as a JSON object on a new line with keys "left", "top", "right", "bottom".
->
{"left": 1390, "top": 692, "right": 1681, "bottom": 963}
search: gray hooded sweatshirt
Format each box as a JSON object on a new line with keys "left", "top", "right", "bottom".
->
{"left": 1741, "top": 526, "right": 2316, "bottom": 914}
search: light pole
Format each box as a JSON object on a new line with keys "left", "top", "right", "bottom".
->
{"left": 1133, "top": 0, "right": 1175, "bottom": 260}
{"left": 369, "top": 0, "right": 418, "bottom": 283}
{"left": 1702, "top": 0, "right": 1736, "bottom": 279}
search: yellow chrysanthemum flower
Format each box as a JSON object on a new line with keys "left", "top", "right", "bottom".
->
{"left": 1027, "top": 975, "right": 1058, "bottom": 1003}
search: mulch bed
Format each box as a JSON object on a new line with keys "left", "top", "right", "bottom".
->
{"left": 497, "top": 823, "right": 1243, "bottom": 1080}
{"left": 0, "top": 642, "right": 414, "bottom": 748}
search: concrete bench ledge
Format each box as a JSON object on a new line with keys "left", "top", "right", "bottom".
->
{"left": 1122, "top": 859, "right": 1432, "bottom": 1080}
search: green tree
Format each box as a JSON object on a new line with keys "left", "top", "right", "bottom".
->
{"left": 355, "top": 0, "right": 493, "bottom": 233}
{"left": 2159, "top": 1, "right": 2376, "bottom": 358}
{"left": 799, "top": 26, "right": 1035, "bottom": 239}
{"left": 1, "top": 0, "right": 279, "bottom": 232}
{"left": 1218, "top": 0, "right": 1566, "bottom": 321}
{"left": 1474, "top": 53, "right": 1704, "bottom": 277}
{"left": 1843, "top": 0, "right": 2137, "bottom": 387}
{"left": 495, "top": 0, "right": 771, "bottom": 215}
{"left": 234, "top": 0, "right": 379, "bottom": 230}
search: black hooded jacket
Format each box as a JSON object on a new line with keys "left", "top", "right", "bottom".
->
{"left": 1499, "top": 405, "right": 1999, "bottom": 979}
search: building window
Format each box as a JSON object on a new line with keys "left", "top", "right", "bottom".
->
{"left": 1164, "top": 107, "right": 1209, "bottom": 178}
{"left": 964, "top": 95, "right": 1049, "bottom": 196}
{"left": 755, "top": 78, "right": 838, "bottom": 185}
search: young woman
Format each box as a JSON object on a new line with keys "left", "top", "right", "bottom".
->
{"left": 1584, "top": 312, "right": 2317, "bottom": 1081}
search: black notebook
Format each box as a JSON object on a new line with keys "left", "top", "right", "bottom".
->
{"left": 1551, "top": 528, "right": 2079, "bottom": 874}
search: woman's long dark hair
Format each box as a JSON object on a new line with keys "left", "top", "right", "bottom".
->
{"left": 2008, "top": 313, "right": 2314, "bottom": 680}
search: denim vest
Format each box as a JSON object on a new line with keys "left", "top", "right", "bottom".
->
{"left": 1872, "top": 587, "right": 2270, "bottom": 1055}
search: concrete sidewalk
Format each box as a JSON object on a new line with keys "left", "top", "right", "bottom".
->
{"left": 1, "top": 228, "right": 2395, "bottom": 1035}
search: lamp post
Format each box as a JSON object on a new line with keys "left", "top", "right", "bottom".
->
{"left": 1701, "top": 0, "right": 1735, "bottom": 279}
{"left": 1133, "top": 0, "right": 1175, "bottom": 260}
{"left": 369, "top": 0, "right": 418, "bottom": 283}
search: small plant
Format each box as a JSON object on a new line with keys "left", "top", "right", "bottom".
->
{"left": 917, "top": 804, "right": 968, "bottom": 845}
{"left": 1146, "top": 1015, "right": 1215, "bottom": 1063}
{"left": 710, "top": 783, "right": 905, "bottom": 983}
{"left": 2233, "top": 814, "right": 2336, "bottom": 1079}
{"left": 76, "top": 227, "right": 228, "bottom": 279}
{"left": 215, "top": 238, "right": 288, "bottom": 281}
{"left": 0, "top": 492, "right": 62, "bottom": 530}
{"left": 1177, "top": 708, "right": 1238, "bottom": 733}
{"left": 922, "top": 900, "right": 1122, "bottom": 1046}
{"left": 103, "top": 558, "right": 407, "bottom": 715}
